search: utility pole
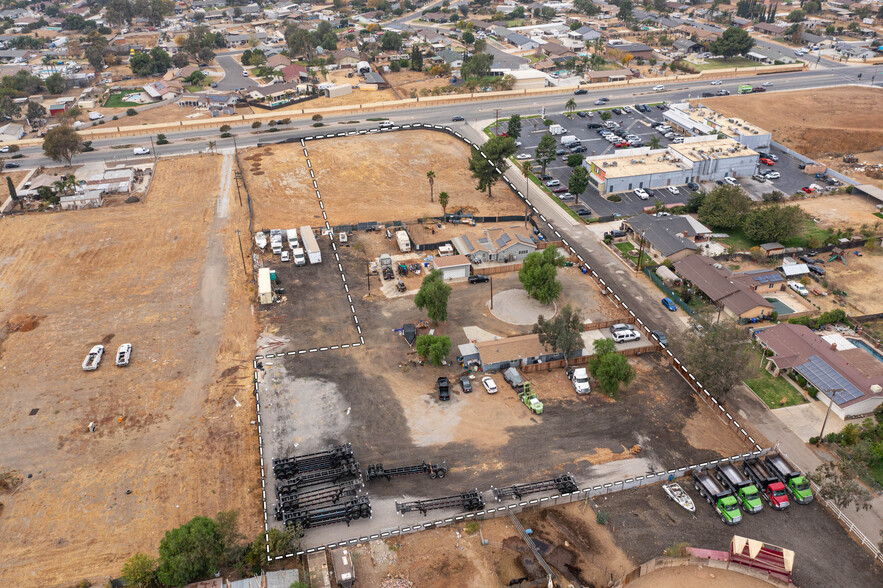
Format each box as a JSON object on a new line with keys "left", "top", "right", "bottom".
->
{"left": 490, "top": 276, "right": 494, "bottom": 309}
{"left": 236, "top": 230, "right": 248, "bottom": 278}
{"left": 636, "top": 230, "right": 646, "bottom": 272}
{"left": 149, "top": 135, "right": 156, "bottom": 162}
{"left": 817, "top": 389, "right": 844, "bottom": 445}
{"left": 494, "top": 108, "right": 501, "bottom": 133}
{"left": 365, "top": 260, "right": 371, "bottom": 296}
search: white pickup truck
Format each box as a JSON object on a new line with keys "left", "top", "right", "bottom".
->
{"left": 567, "top": 367, "right": 591, "bottom": 395}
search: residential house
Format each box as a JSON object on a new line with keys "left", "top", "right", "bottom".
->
{"left": 732, "top": 16, "right": 752, "bottom": 28}
{"left": 84, "top": 168, "right": 134, "bottom": 193}
{"left": 142, "top": 80, "right": 183, "bottom": 101}
{"left": 432, "top": 255, "right": 472, "bottom": 281}
{"left": 422, "top": 12, "right": 449, "bottom": 22}
{"left": 730, "top": 268, "right": 785, "bottom": 295}
{"left": 506, "top": 32, "right": 540, "bottom": 51}
{"left": 60, "top": 190, "right": 103, "bottom": 210}
{"left": 362, "top": 71, "right": 388, "bottom": 89}
{"left": 607, "top": 41, "right": 654, "bottom": 60}
{"left": 0, "top": 122, "right": 25, "bottom": 141}
{"left": 753, "top": 22, "right": 787, "bottom": 36}
{"left": 541, "top": 41, "right": 576, "bottom": 59}
{"left": 332, "top": 49, "right": 360, "bottom": 67}
{"left": 266, "top": 54, "right": 292, "bottom": 69}
{"left": 673, "top": 254, "right": 774, "bottom": 321}
{"left": 246, "top": 81, "right": 299, "bottom": 103}
{"left": 279, "top": 63, "right": 309, "bottom": 83}
{"left": 676, "top": 24, "right": 721, "bottom": 42}
{"left": 568, "top": 26, "right": 602, "bottom": 42}
{"left": 225, "top": 32, "right": 268, "bottom": 46}
{"left": 451, "top": 227, "right": 537, "bottom": 263}
{"left": 435, "top": 48, "right": 464, "bottom": 68}
{"left": 0, "top": 49, "right": 35, "bottom": 62}
{"left": 163, "top": 64, "right": 199, "bottom": 82}
{"left": 584, "top": 68, "right": 635, "bottom": 83}
{"left": 756, "top": 323, "right": 883, "bottom": 418}
{"left": 623, "top": 214, "right": 712, "bottom": 262}
{"left": 673, "top": 38, "right": 701, "bottom": 53}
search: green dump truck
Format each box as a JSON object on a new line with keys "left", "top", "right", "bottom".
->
{"left": 765, "top": 451, "right": 813, "bottom": 504}
{"left": 692, "top": 468, "right": 742, "bottom": 525}
{"left": 715, "top": 462, "right": 763, "bottom": 514}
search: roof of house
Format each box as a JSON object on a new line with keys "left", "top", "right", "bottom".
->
{"left": 731, "top": 269, "right": 784, "bottom": 288}
{"left": 609, "top": 42, "right": 653, "bottom": 53}
{"left": 433, "top": 254, "right": 471, "bottom": 269}
{"left": 781, "top": 263, "right": 809, "bottom": 277}
{"left": 757, "top": 323, "right": 883, "bottom": 407}
{"left": 364, "top": 71, "right": 386, "bottom": 84}
{"left": 542, "top": 41, "right": 574, "bottom": 57}
{"left": 754, "top": 22, "right": 787, "bottom": 35}
{"left": 673, "top": 38, "right": 699, "bottom": 50}
{"left": 474, "top": 334, "right": 552, "bottom": 365}
{"left": 435, "top": 48, "right": 464, "bottom": 63}
{"left": 266, "top": 54, "right": 291, "bottom": 68}
{"left": 573, "top": 26, "right": 601, "bottom": 38}
{"left": 248, "top": 80, "right": 298, "bottom": 97}
{"left": 760, "top": 242, "right": 784, "bottom": 251}
{"left": 280, "top": 63, "right": 308, "bottom": 82}
{"left": 454, "top": 228, "right": 535, "bottom": 256}
{"left": 333, "top": 49, "right": 360, "bottom": 61}
{"left": 674, "top": 255, "right": 773, "bottom": 315}
{"left": 625, "top": 214, "right": 706, "bottom": 257}
{"left": 506, "top": 32, "right": 536, "bottom": 47}
{"left": 585, "top": 68, "right": 634, "bottom": 80}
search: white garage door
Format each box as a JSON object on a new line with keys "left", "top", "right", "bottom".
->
{"left": 443, "top": 266, "right": 469, "bottom": 280}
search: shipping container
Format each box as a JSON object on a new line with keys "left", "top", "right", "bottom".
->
{"left": 258, "top": 267, "right": 273, "bottom": 304}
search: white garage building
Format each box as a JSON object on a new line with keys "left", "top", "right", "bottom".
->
{"left": 433, "top": 254, "right": 472, "bottom": 280}
{"left": 664, "top": 103, "right": 772, "bottom": 151}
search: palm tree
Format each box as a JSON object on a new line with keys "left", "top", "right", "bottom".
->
{"left": 590, "top": 54, "right": 606, "bottom": 70}
{"left": 438, "top": 191, "right": 449, "bottom": 216}
{"left": 521, "top": 160, "right": 532, "bottom": 193}
{"left": 426, "top": 170, "right": 435, "bottom": 202}
{"left": 565, "top": 98, "right": 577, "bottom": 114}
{"left": 208, "top": 140, "right": 216, "bottom": 154}
{"left": 648, "top": 136, "right": 661, "bottom": 149}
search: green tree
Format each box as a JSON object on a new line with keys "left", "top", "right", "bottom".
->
{"left": 599, "top": 110, "right": 612, "bottom": 121}
{"left": 0, "top": 95, "right": 20, "bottom": 119}
{"left": 156, "top": 516, "right": 225, "bottom": 587}
{"left": 150, "top": 47, "right": 172, "bottom": 74}
{"left": 709, "top": 27, "right": 755, "bottom": 59}
{"left": 461, "top": 52, "right": 493, "bottom": 78}
{"left": 742, "top": 203, "right": 806, "bottom": 243}
{"left": 588, "top": 338, "right": 636, "bottom": 398}
{"left": 568, "top": 165, "right": 590, "bottom": 197}
{"left": 26, "top": 100, "right": 46, "bottom": 122}
{"left": 410, "top": 45, "right": 423, "bottom": 71}
{"left": 241, "top": 49, "right": 253, "bottom": 65}
{"left": 648, "top": 135, "right": 661, "bottom": 149}
{"left": 468, "top": 136, "right": 515, "bottom": 198}
{"left": 618, "top": 0, "right": 634, "bottom": 21}
{"left": 519, "top": 245, "right": 563, "bottom": 304}
{"left": 415, "top": 270, "right": 452, "bottom": 323}
{"left": 462, "top": 31, "right": 475, "bottom": 46}
{"left": 381, "top": 31, "right": 403, "bottom": 50}
{"left": 120, "top": 552, "right": 157, "bottom": 588}
{"left": 7, "top": 176, "right": 18, "bottom": 202}
{"left": 807, "top": 462, "right": 872, "bottom": 512}
{"left": 535, "top": 134, "right": 557, "bottom": 174}
{"left": 787, "top": 9, "right": 806, "bottom": 22}
{"left": 438, "top": 190, "right": 449, "bottom": 216}
{"left": 566, "top": 153, "right": 584, "bottom": 168}
{"left": 698, "top": 184, "right": 751, "bottom": 229}
{"left": 45, "top": 72, "right": 65, "bottom": 94}
{"left": 565, "top": 97, "right": 577, "bottom": 114}
{"left": 42, "top": 125, "right": 82, "bottom": 166}
{"left": 506, "top": 114, "right": 522, "bottom": 141}
{"left": 415, "top": 334, "right": 452, "bottom": 366}
{"left": 673, "top": 310, "right": 753, "bottom": 402}
{"left": 533, "top": 305, "right": 584, "bottom": 367}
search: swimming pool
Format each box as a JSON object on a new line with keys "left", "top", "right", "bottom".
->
{"left": 765, "top": 298, "right": 795, "bottom": 316}
{"left": 848, "top": 338, "right": 883, "bottom": 362}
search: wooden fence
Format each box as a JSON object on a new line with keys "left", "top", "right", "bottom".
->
{"left": 520, "top": 344, "right": 658, "bottom": 373}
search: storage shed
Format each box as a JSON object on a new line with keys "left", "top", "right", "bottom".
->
{"left": 432, "top": 254, "right": 471, "bottom": 280}
{"left": 655, "top": 264, "right": 683, "bottom": 286}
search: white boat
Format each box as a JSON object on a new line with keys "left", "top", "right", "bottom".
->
{"left": 663, "top": 483, "right": 696, "bottom": 513}
{"left": 254, "top": 232, "right": 267, "bottom": 250}
{"left": 115, "top": 343, "right": 132, "bottom": 367}
{"left": 82, "top": 345, "right": 104, "bottom": 371}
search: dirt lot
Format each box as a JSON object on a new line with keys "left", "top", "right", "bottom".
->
{"left": 0, "top": 155, "right": 261, "bottom": 587}
{"left": 349, "top": 501, "right": 634, "bottom": 587}
{"left": 810, "top": 249, "right": 883, "bottom": 314}
{"left": 699, "top": 86, "right": 883, "bottom": 180}
{"left": 600, "top": 483, "right": 883, "bottom": 588}
{"left": 795, "top": 194, "right": 882, "bottom": 231}
{"left": 243, "top": 131, "right": 526, "bottom": 228}
{"left": 385, "top": 69, "right": 450, "bottom": 97}
{"left": 0, "top": 170, "right": 29, "bottom": 199}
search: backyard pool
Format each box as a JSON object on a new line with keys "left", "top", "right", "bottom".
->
{"left": 766, "top": 298, "right": 795, "bottom": 316}
{"left": 848, "top": 338, "right": 883, "bottom": 362}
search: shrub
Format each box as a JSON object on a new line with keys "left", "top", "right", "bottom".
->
{"left": 596, "top": 511, "right": 609, "bottom": 525}
{"left": 608, "top": 194, "right": 622, "bottom": 202}
{"left": 112, "top": 115, "right": 118, "bottom": 120}
{"left": 126, "top": 108, "right": 137, "bottom": 116}
{"left": 464, "top": 521, "right": 480, "bottom": 534}
{"left": 219, "top": 124, "right": 231, "bottom": 133}
{"left": 663, "top": 542, "right": 690, "bottom": 557}
{"left": 251, "top": 121, "right": 262, "bottom": 128}
{"left": 279, "top": 118, "right": 291, "bottom": 125}
{"left": 312, "top": 114, "right": 323, "bottom": 122}
{"left": 809, "top": 436, "right": 820, "bottom": 445}
{"left": 220, "top": 132, "right": 232, "bottom": 138}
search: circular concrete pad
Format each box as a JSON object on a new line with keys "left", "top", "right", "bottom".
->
{"left": 489, "top": 289, "right": 557, "bottom": 325}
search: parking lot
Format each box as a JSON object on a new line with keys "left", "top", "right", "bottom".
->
{"left": 512, "top": 107, "right": 839, "bottom": 219}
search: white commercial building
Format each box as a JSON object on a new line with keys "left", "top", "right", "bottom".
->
{"left": 664, "top": 103, "right": 772, "bottom": 151}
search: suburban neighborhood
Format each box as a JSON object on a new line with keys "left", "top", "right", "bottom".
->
{"left": 0, "top": 0, "right": 882, "bottom": 587}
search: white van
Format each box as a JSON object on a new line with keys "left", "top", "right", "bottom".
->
{"left": 379, "top": 121, "right": 394, "bottom": 129}
{"left": 133, "top": 147, "right": 150, "bottom": 155}
{"left": 613, "top": 330, "right": 641, "bottom": 344}
{"left": 292, "top": 247, "right": 306, "bottom": 266}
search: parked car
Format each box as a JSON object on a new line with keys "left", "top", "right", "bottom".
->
{"left": 555, "top": 148, "right": 568, "bottom": 156}
{"left": 634, "top": 188, "right": 650, "bottom": 200}
{"left": 574, "top": 88, "right": 588, "bottom": 95}
{"left": 661, "top": 297, "right": 677, "bottom": 312}
{"left": 808, "top": 264, "right": 826, "bottom": 276}
{"left": 545, "top": 179, "right": 560, "bottom": 187}
{"left": 576, "top": 111, "right": 587, "bottom": 118}
{"left": 764, "top": 171, "right": 781, "bottom": 179}
{"left": 788, "top": 281, "right": 809, "bottom": 296}
{"left": 724, "top": 176, "right": 738, "bottom": 186}
{"left": 671, "top": 137, "right": 685, "bottom": 144}
{"left": 437, "top": 377, "right": 450, "bottom": 401}
{"left": 552, "top": 186, "right": 568, "bottom": 193}
{"left": 613, "top": 330, "right": 641, "bottom": 343}
{"left": 650, "top": 330, "right": 668, "bottom": 346}
{"left": 609, "top": 323, "right": 635, "bottom": 334}
{"left": 802, "top": 186, "right": 813, "bottom": 193}
{"left": 558, "top": 192, "right": 575, "bottom": 200}
{"left": 587, "top": 122, "right": 603, "bottom": 129}
{"left": 469, "top": 274, "right": 489, "bottom": 284}
{"left": 687, "top": 182, "right": 700, "bottom": 191}
{"left": 614, "top": 141, "right": 630, "bottom": 148}
{"left": 666, "top": 186, "right": 679, "bottom": 195}
{"left": 459, "top": 376, "right": 473, "bottom": 393}
{"left": 611, "top": 107, "right": 622, "bottom": 115}
{"left": 280, "top": 250, "right": 290, "bottom": 262}
{"left": 515, "top": 153, "right": 531, "bottom": 159}
{"left": 752, "top": 174, "right": 767, "bottom": 182}
{"left": 540, "top": 174, "right": 553, "bottom": 182}
{"left": 481, "top": 376, "right": 498, "bottom": 394}
{"left": 570, "top": 145, "right": 587, "bottom": 153}
{"left": 760, "top": 157, "right": 775, "bottom": 166}
{"left": 576, "top": 208, "right": 592, "bottom": 217}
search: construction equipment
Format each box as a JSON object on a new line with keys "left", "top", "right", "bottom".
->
{"left": 396, "top": 280, "right": 406, "bottom": 292}
{"left": 491, "top": 474, "right": 578, "bottom": 502}
{"left": 365, "top": 461, "right": 448, "bottom": 482}
{"left": 518, "top": 386, "right": 543, "bottom": 414}
{"left": 274, "top": 460, "right": 362, "bottom": 492}
{"left": 396, "top": 489, "right": 485, "bottom": 516}
{"left": 743, "top": 458, "right": 790, "bottom": 510}
{"left": 273, "top": 444, "right": 354, "bottom": 479}
{"left": 281, "top": 496, "right": 372, "bottom": 530}
{"left": 715, "top": 463, "right": 763, "bottom": 514}
{"left": 692, "top": 468, "right": 742, "bottom": 525}
{"left": 764, "top": 452, "right": 813, "bottom": 504}
{"left": 843, "top": 154, "right": 858, "bottom": 163}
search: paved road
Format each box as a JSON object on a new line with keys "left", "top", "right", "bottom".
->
{"left": 215, "top": 54, "right": 258, "bottom": 91}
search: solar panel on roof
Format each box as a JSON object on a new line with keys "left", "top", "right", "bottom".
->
{"left": 794, "top": 355, "right": 864, "bottom": 404}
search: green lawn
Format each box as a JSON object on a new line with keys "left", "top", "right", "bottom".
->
{"left": 717, "top": 218, "right": 835, "bottom": 251}
{"left": 614, "top": 242, "right": 651, "bottom": 267}
{"left": 745, "top": 350, "right": 807, "bottom": 409}
{"left": 104, "top": 93, "right": 142, "bottom": 108}
{"left": 874, "top": 212, "right": 883, "bottom": 220}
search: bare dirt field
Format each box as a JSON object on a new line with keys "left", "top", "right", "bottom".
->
{"left": 811, "top": 249, "right": 883, "bottom": 314}
{"left": 794, "top": 194, "right": 882, "bottom": 230}
{"left": 243, "top": 131, "right": 526, "bottom": 228}
{"left": 0, "top": 170, "right": 29, "bottom": 199}
{"left": 0, "top": 155, "right": 261, "bottom": 587}
{"left": 349, "top": 501, "right": 635, "bottom": 587}
{"left": 385, "top": 69, "right": 450, "bottom": 97}
{"left": 699, "top": 86, "right": 883, "bottom": 173}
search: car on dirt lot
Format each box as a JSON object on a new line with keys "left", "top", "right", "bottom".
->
{"left": 469, "top": 274, "right": 489, "bottom": 284}
{"left": 788, "top": 281, "right": 809, "bottom": 296}
{"left": 802, "top": 186, "right": 813, "bottom": 193}
{"left": 459, "top": 377, "right": 472, "bottom": 393}
{"left": 437, "top": 377, "right": 450, "bottom": 401}
{"left": 661, "top": 297, "right": 677, "bottom": 312}
{"left": 760, "top": 158, "right": 775, "bottom": 165}
{"left": 481, "top": 376, "right": 498, "bottom": 394}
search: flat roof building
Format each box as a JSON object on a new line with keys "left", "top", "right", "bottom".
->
{"left": 664, "top": 103, "right": 772, "bottom": 151}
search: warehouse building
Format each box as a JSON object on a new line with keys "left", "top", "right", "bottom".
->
{"left": 664, "top": 103, "right": 772, "bottom": 151}
{"left": 584, "top": 137, "right": 758, "bottom": 194}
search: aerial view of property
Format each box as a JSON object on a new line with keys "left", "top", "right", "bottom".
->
{"left": 1, "top": 0, "right": 883, "bottom": 587}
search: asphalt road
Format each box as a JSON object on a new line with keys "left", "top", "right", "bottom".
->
{"left": 215, "top": 54, "right": 258, "bottom": 91}
{"left": 15, "top": 64, "right": 878, "bottom": 169}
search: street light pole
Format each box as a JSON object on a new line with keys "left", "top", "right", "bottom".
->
{"left": 817, "top": 388, "right": 844, "bottom": 446}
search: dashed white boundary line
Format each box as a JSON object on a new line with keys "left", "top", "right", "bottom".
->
{"left": 252, "top": 124, "right": 763, "bottom": 562}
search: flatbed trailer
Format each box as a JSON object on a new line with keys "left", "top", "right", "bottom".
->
{"left": 396, "top": 489, "right": 485, "bottom": 516}
{"left": 275, "top": 480, "right": 363, "bottom": 518}
{"left": 491, "top": 474, "right": 578, "bottom": 502}
{"left": 365, "top": 461, "right": 447, "bottom": 482}
{"left": 274, "top": 460, "right": 362, "bottom": 493}
{"left": 273, "top": 444, "right": 354, "bottom": 478}
{"left": 282, "top": 496, "right": 372, "bottom": 530}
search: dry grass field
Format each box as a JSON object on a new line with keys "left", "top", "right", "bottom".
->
{"left": 0, "top": 155, "right": 260, "bottom": 587}
{"left": 243, "top": 130, "right": 526, "bottom": 229}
